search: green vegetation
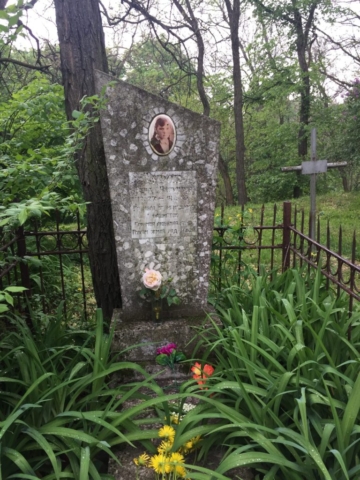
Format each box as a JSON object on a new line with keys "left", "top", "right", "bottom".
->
{"left": 2, "top": 268, "right": 360, "bottom": 479}
{"left": 1, "top": 3, "right": 360, "bottom": 479}
{"left": 0, "top": 309, "right": 179, "bottom": 479}
{"left": 178, "top": 268, "right": 360, "bottom": 479}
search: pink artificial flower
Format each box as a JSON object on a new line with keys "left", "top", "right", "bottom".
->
{"left": 156, "top": 343, "right": 177, "bottom": 356}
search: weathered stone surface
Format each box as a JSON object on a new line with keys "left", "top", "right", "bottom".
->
{"left": 95, "top": 71, "right": 220, "bottom": 322}
{"left": 111, "top": 308, "right": 218, "bottom": 364}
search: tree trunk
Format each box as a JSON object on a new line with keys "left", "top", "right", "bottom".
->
{"left": 224, "top": 0, "right": 248, "bottom": 205}
{"left": 293, "top": 3, "right": 317, "bottom": 197}
{"left": 54, "top": 0, "right": 121, "bottom": 322}
{"left": 218, "top": 154, "right": 234, "bottom": 205}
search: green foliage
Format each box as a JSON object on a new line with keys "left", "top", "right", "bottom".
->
{"left": 119, "top": 35, "right": 197, "bottom": 105}
{"left": 156, "top": 351, "right": 186, "bottom": 368}
{"left": 244, "top": 97, "right": 303, "bottom": 202}
{"left": 318, "top": 79, "right": 360, "bottom": 192}
{"left": 0, "top": 285, "right": 27, "bottom": 313}
{"left": 0, "top": 76, "right": 81, "bottom": 207}
{"left": 0, "top": 193, "right": 72, "bottom": 227}
{"left": 0, "top": 1, "right": 23, "bottom": 35}
{"left": 183, "top": 268, "right": 360, "bottom": 479}
{"left": 0, "top": 80, "right": 113, "bottom": 229}
{"left": 0, "top": 308, "right": 175, "bottom": 479}
{"left": 139, "top": 282, "right": 181, "bottom": 307}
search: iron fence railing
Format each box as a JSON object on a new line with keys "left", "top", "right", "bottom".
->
{"left": 0, "top": 211, "right": 92, "bottom": 323}
{"left": 212, "top": 201, "right": 359, "bottom": 316}
{"left": 1, "top": 202, "right": 359, "bottom": 321}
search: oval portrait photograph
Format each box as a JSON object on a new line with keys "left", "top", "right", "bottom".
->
{"left": 149, "top": 114, "right": 176, "bottom": 156}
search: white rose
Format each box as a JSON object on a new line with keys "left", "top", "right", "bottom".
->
{"left": 142, "top": 268, "right": 162, "bottom": 291}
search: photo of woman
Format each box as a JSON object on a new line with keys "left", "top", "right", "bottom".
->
{"left": 149, "top": 115, "right": 176, "bottom": 155}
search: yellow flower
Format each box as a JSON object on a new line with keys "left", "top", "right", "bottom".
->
{"left": 191, "top": 435, "right": 201, "bottom": 446}
{"left": 184, "top": 440, "right": 193, "bottom": 450}
{"left": 133, "top": 453, "right": 149, "bottom": 466}
{"left": 175, "top": 465, "right": 187, "bottom": 477}
{"left": 249, "top": 208, "right": 253, "bottom": 213}
{"left": 158, "top": 440, "right": 173, "bottom": 454}
{"left": 170, "top": 452, "right": 185, "bottom": 464}
{"left": 182, "top": 435, "right": 202, "bottom": 453}
{"left": 159, "top": 425, "right": 175, "bottom": 440}
{"left": 150, "top": 454, "right": 171, "bottom": 474}
{"left": 168, "top": 452, "right": 187, "bottom": 477}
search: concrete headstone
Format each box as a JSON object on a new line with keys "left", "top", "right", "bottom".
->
{"left": 95, "top": 71, "right": 220, "bottom": 322}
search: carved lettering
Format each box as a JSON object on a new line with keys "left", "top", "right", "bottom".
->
{"left": 129, "top": 171, "right": 197, "bottom": 239}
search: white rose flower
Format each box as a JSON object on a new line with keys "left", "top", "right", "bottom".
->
{"left": 142, "top": 268, "right": 162, "bottom": 291}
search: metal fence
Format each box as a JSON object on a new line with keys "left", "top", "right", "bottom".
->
{"left": 1, "top": 202, "right": 359, "bottom": 321}
{"left": 0, "top": 211, "right": 92, "bottom": 322}
{"left": 213, "top": 201, "right": 359, "bottom": 315}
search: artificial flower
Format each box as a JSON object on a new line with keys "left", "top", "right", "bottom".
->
{"left": 142, "top": 268, "right": 162, "bottom": 291}
{"left": 156, "top": 342, "right": 177, "bottom": 355}
{"left": 191, "top": 362, "right": 215, "bottom": 385}
{"left": 191, "top": 362, "right": 202, "bottom": 377}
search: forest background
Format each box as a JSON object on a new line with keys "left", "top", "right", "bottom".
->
{"left": 1, "top": 0, "right": 360, "bottom": 316}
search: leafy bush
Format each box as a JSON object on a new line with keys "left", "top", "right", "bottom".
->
{"left": 180, "top": 268, "right": 360, "bottom": 479}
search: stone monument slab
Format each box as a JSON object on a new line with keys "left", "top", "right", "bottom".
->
{"left": 95, "top": 71, "right": 220, "bottom": 322}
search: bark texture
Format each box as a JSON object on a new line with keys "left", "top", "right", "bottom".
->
{"left": 224, "top": 0, "right": 248, "bottom": 205}
{"left": 54, "top": 0, "right": 121, "bottom": 321}
{"left": 218, "top": 154, "right": 234, "bottom": 205}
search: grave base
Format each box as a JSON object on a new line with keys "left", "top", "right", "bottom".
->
{"left": 111, "top": 307, "right": 219, "bottom": 364}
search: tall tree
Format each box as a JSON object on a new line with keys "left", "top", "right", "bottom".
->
{"left": 250, "top": 0, "right": 322, "bottom": 196}
{"left": 222, "top": 0, "right": 248, "bottom": 205}
{"left": 53, "top": 0, "right": 121, "bottom": 321}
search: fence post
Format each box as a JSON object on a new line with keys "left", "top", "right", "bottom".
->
{"left": 16, "top": 226, "right": 31, "bottom": 296}
{"left": 282, "top": 202, "right": 291, "bottom": 272}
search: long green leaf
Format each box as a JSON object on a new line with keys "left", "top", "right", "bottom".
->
{"left": 79, "top": 446, "right": 90, "bottom": 480}
{"left": 341, "top": 373, "right": 360, "bottom": 452}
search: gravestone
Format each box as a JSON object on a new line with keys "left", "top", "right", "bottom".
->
{"left": 95, "top": 73, "right": 222, "bottom": 479}
{"left": 95, "top": 71, "right": 220, "bottom": 330}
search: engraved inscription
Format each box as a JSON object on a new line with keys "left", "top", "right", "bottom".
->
{"left": 129, "top": 171, "right": 197, "bottom": 239}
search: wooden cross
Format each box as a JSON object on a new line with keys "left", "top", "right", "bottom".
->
{"left": 281, "top": 128, "right": 347, "bottom": 240}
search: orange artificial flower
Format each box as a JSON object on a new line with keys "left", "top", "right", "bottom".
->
{"left": 191, "top": 362, "right": 214, "bottom": 387}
